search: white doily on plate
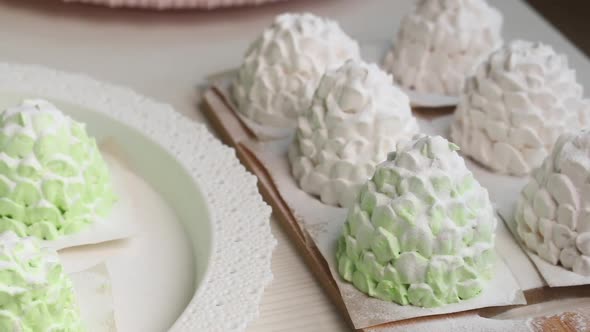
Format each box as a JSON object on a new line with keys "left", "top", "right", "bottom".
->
{"left": 0, "top": 63, "right": 276, "bottom": 332}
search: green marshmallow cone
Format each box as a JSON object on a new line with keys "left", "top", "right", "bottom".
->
{"left": 337, "top": 135, "right": 497, "bottom": 307}
{"left": 0, "top": 231, "right": 84, "bottom": 331}
{"left": 0, "top": 99, "right": 116, "bottom": 240}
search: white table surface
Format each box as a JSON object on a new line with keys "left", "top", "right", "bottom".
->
{"left": 0, "top": 1, "right": 588, "bottom": 331}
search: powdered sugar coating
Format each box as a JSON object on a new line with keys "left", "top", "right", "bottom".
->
{"left": 288, "top": 60, "right": 418, "bottom": 207}
{"left": 515, "top": 130, "right": 590, "bottom": 275}
{"left": 232, "top": 13, "right": 361, "bottom": 128}
{"left": 452, "top": 40, "right": 590, "bottom": 176}
{"left": 337, "top": 135, "right": 497, "bottom": 307}
{"left": 384, "top": 0, "right": 502, "bottom": 96}
{"left": 0, "top": 99, "right": 116, "bottom": 240}
{"left": 0, "top": 231, "right": 83, "bottom": 331}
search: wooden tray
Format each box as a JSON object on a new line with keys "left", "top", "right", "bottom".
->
{"left": 201, "top": 85, "right": 590, "bottom": 332}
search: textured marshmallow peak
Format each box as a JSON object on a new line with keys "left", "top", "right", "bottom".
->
{"left": 451, "top": 40, "right": 589, "bottom": 176}
{"left": 232, "top": 12, "right": 361, "bottom": 128}
{"left": 0, "top": 231, "right": 84, "bottom": 331}
{"left": 337, "top": 134, "right": 497, "bottom": 307}
{"left": 515, "top": 130, "right": 590, "bottom": 275}
{"left": 384, "top": 0, "right": 502, "bottom": 95}
{"left": 0, "top": 99, "right": 116, "bottom": 240}
{"left": 288, "top": 60, "right": 419, "bottom": 207}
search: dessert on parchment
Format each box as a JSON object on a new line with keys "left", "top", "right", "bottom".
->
{"left": 515, "top": 130, "right": 590, "bottom": 276}
{"left": 451, "top": 40, "right": 589, "bottom": 176}
{"left": 337, "top": 135, "right": 497, "bottom": 307}
{"left": 0, "top": 99, "right": 116, "bottom": 240}
{"left": 232, "top": 13, "right": 361, "bottom": 128}
{"left": 0, "top": 231, "right": 84, "bottom": 331}
{"left": 383, "top": 0, "right": 502, "bottom": 96}
{"left": 288, "top": 60, "right": 418, "bottom": 208}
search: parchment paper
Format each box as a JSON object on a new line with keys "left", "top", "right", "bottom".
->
{"left": 501, "top": 206, "right": 590, "bottom": 287}
{"left": 59, "top": 239, "right": 133, "bottom": 274}
{"left": 425, "top": 115, "right": 545, "bottom": 290}
{"left": 245, "top": 120, "right": 526, "bottom": 329}
{"left": 208, "top": 75, "right": 294, "bottom": 141}
{"left": 56, "top": 140, "right": 143, "bottom": 274}
{"left": 428, "top": 115, "right": 590, "bottom": 288}
{"left": 523, "top": 254, "right": 590, "bottom": 287}
{"left": 402, "top": 89, "right": 460, "bottom": 109}
{"left": 70, "top": 263, "right": 117, "bottom": 332}
{"left": 43, "top": 147, "right": 139, "bottom": 251}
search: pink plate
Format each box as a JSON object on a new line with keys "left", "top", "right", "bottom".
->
{"left": 63, "top": 0, "right": 285, "bottom": 10}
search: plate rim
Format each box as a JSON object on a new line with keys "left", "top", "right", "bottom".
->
{"left": 0, "top": 62, "right": 276, "bottom": 332}
{"left": 62, "top": 0, "right": 285, "bottom": 10}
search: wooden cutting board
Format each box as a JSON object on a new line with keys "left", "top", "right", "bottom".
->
{"left": 200, "top": 85, "right": 590, "bottom": 332}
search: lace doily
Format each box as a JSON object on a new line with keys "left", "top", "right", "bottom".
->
{"left": 0, "top": 62, "right": 276, "bottom": 331}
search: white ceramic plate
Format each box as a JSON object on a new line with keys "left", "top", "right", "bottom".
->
{"left": 0, "top": 63, "right": 276, "bottom": 332}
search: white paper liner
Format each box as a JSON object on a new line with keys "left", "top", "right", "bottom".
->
{"left": 402, "top": 89, "right": 460, "bottom": 109}
{"left": 206, "top": 70, "right": 294, "bottom": 140}
{"left": 366, "top": 314, "right": 529, "bottom": 332}
{"left": 425, "top": 115, "right": 546, "bottom": 290}
{"left": 206, "top": 73, "right": 294, "bottom": 141}
{"left": 376, "top": 299, "right": 590, "bottom": 332}
{"left": 234, "top": 110, "right": 295, "bottom": 140}
{"left": 58, "top": 141, "right": 144, "bottom": 274}
{"left": 429, "top": 115, "right": 590, "bottom": 287}
{"left": 43, "top": 147, "right": 139, "bottom": 251}
{"left": 70, "top": 263, "right": 117, "bottom": 332}
{"left": 59, "top": 239, "right": 133, "bottom": 274}
{"left": 500, "top": 209, "right": 590, "bottom": 287}
{"left": 461, "top": 159, "right": 541, "bottom": 290}
{"left": 244, "top": 120, "right": 526, "bottom": 329}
